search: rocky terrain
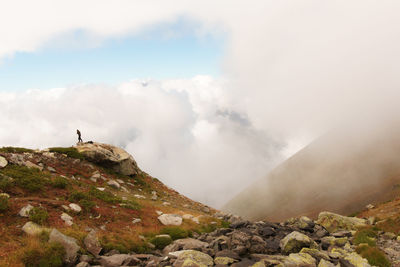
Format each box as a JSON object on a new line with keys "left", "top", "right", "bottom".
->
{"left": 0, "top": 142, "right": 399, "bottom": 266}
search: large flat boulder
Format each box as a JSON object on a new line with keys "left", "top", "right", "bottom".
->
{"left": 316, "top": 211, "right": 367, "bottom": 233}
{"left": 158, "top": 214, "right": 183, "bottom": 226}
{"left": 75, "top": 142, "right": 139, "bottom": 176}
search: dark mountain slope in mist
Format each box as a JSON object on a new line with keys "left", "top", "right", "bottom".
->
{"left": 223, "top": 124, "right": 400, "bottom": 221}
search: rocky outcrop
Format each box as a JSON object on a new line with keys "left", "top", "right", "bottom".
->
{"left": 75, "top": 142, "right": 139, "bottom": 176}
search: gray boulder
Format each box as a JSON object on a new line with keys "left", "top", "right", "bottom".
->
{"left": 158, "top": 214, "right": 183, "bottom": 226}
{"left": 49, "top": 229, "right": 80, "bottom": 264}
{"left": 84, "top": 230, "right": 102, "bottom": 256}
{"left": 22, "top": 221, "right": 47, "bottom": 236}
{"left": 99, "top": 254, "right": 140, "bottom": 267}
{"left": 316, "top": 211, "right": 367, "bottom": 233}
{"left": 280, "top": 231, "right": 318, "bottom": 254}
{"left": 0, "top": 156, "right": 8, "bottom": 168}
{"left": 163, "top": 238, "right": 209, "bottom": 254}
{"left": 172, "top": 250, "right": 213, "bottom": 267}
{"left": 18, "top": 204, "right": 34, "bottom": 217}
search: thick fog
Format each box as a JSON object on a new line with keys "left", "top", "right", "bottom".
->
{"left": 1, "top": 1, "right": 400, "bottom": 207}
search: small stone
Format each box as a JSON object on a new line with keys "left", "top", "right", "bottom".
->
{"left": 61, "top": 205, "right": 70, "bottom": 211}
{"left": 42, "top": 152, "right": 56, "bottom": 158}
{"left": 107, "top": 180, "right": 120, "bottom": 189}
{"left": 47, "top": 166, "right": 56, "bottom": 172}
{"left": 214, "top": 256, "right": 237, "bottom": 265}
{"left": 132, "top": 218, "right": 142, "bottom": 224}
{"left": 69, "top": 203, "right": 82, "bottom": 213}
{"left": 97, "top": 187, "right": 105, "bottom": 191}
{"left": 18, "top": 204, "right": 34, "bottom": 217}
{"left": 318, "top": 259, "right": 336, "bottom": 267}
{"left": 366, "top": 204, "right": 375, "bottom": 210}
{"left": 24, "top": 161, "right": 43, "bottom": 171}
{"left": 22, "top": 221, "right": 47, "bottom": 236}
{"left": 117, "top": 179, "right": 124, "bottom": 184}
{"left": 382, "top": 232, "right": 397, "bottom": 240}
{"left": 156, "top": 210, "right": 163, "bottom": 215}
{"left": 0, "top": 193, "right": 10, "bottom": 199}
{"left": 120, "top": 186, "right": 129, "bottom": 193}
{"left": 61, "top": 213, "right": 73, "bottom": 226}
{"left": 134, "top": 194, "right": 146, "bottom": 199}
{"left": 91, "top": 172, "right": 101, "bottom": 179}
{"left": 0, "top": 156, "right": 8, "bottom": 168}
{"left": 182, "top": 214, "right": 194, "bottom": 220}
{"left": 202, "top": 206, "right": 210, "bottom": 213}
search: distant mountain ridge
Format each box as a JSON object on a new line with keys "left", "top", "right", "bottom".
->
{"left": 223, "top": 125, "right": 400, "bottom": 221}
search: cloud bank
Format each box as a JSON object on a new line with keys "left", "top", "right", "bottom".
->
{"left": 0, "top": 77, "right": 285, "bottom": 206}
{"left": 2, "top": 1, "right": 400, "bottom": 206}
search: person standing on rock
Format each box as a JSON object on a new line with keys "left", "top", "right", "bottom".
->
{"left": 77, "top": 129, "right": 83, "bottom": 143}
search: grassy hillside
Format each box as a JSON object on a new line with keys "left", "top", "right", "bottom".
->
{"left": 0, "top": 146, "right": 224, "bottom": 266}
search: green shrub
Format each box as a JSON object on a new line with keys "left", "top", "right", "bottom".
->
{"left": 356, "top": 245, "right": 391, "bottom": 267}
{"left": 0, "top": 165, "right": 49, "bottom": 192}
{"left": 120, "top": 199, "right": 141, "bottom": 210}
{"left": 0, "top": 194, "right": 9, "bottom": 212}
{"left": 100, "top": 235, "right": 151, "bottom": 254}
{"left": 68, "top": 190, "right": 95, "bottom": 212}
{"left": 79, "top": 199, "right": 95, "bottom": 212}
{"left": 0, "top": 147, "right": 34, "bottom": 153}
{"left": 353, "top": 228, "right": 378, "bottom": 247}
{"left": 89, "top": 187, "right": 121, "bottom": 204}
{"left": 160, "top": 227, "right": 189, "bottom": 240}
{"left": 0, "top": 174, "right": 13, "bottom": 191}
{"left": 29, "top": 207, "right": 49, "bottom": 225}
{"left": 51, "top": 176, "right": 69, "bottom": 189}
{"left": 197, "top": 223, "right": 218, "bottom": 234}
{"left": 49, "top": 147, "right": 85, "bottom": 160}
{"left": 150, "top": 235, "right": 172, "bottom": 249}
{"left": 22, "top": 242, "right": 65, "bottom": 267}
{"left": 221, "top": 220, "right": 230, "bottom": 228}
{"left": 68, "top": 190, "right": 90, "bottom": 202}
{"left": 38, "top": 231, "right": 50, "bottom": 242}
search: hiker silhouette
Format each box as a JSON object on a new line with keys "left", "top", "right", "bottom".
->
{"left": 77, "top": 129, "right": 83, "bottom": 143}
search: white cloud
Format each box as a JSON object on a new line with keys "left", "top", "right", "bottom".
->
{"left": 2, "top": 1, "right": 400, "bottom": 206}
{"left": 0, "top": 77, "right": 284, "bottom": 206}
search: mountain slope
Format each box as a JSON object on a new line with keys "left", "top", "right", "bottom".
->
{"left": 0, "top": 143, "right": 221, "bottom": 266}
{"left": 223, "top": 125, "right": 400, "bottom": 221}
